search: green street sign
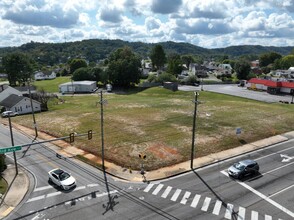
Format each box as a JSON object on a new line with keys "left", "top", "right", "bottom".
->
{"left": 0, "top": 146, "right": 22, "bottom": 154}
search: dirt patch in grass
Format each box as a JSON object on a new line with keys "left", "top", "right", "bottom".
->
{"left": 147, "top": 143, "right": 180, "bottom": 159}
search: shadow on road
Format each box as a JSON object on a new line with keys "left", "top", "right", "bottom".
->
{"left": 192, "top": 169, "right": 240, "bottom": 220}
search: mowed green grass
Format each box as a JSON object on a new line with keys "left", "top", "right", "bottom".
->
{"left": 33, "top": 76, "right": 71, "bottom": 92}
{"left": 13, "top": 86, "right": 294, "bottom": 170}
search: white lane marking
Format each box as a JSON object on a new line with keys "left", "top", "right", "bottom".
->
{"left": 237, "top": 206, "right": 246, "bottom": 220}
{"left": 171, "top": 189, "right": 181, "bottom": 202}
{"left": 74, "top": 186, "right": 86, "bottom": 191}
{"left": 221, "top": 170, "right": 294, "bottom": 218}
{"left": 251, "top": 210, "right": 259, "bottom": 220}
{"left": 34, "top": 186, "right": 52, "bottom": 192}
{"left": 180, "top": 191, "right": 191, "bottom": 205}
{"left": 27, "top": 195, "right": 45, "bottom": 203}
{"left": 46, "top": 192, "right": 61, "bottom": 198}
{"left": 161, "top": 186, "right": 172, "bottom": 198}
{"left": 191, "top": 194, "right": 201, "bottom": 208}
{"left": 144, "top": 184, "right": 154, "bottom": 192}
{"left": 224, "top": 203, "right": 234, "bottom": 219}
{"left": 152, "top": 184, "right": 164, "bottom": 195}
{"left": 87, "top": 184, "right": 99, "bottom": 187}
{"left": 212, "top": 200, "right": 222, "bottom": 215}
{"left": 262, "top": 160, "right": 294, "bottom": 176}
{"left": 265, "top": 214, "right": 272, "bottom": 220}
{"left": 269, "top": 184, "right": 294, "bottom": 198}
{"left": 201, "top": 197, "right": 211, "bottom": 212}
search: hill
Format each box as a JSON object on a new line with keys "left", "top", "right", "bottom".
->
{"left": 0, "top": 39, "right": 293, "bottom": 66}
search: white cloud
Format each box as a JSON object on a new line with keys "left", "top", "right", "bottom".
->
{"left": 0, "top": 0, "right": 294, "bottom": 48}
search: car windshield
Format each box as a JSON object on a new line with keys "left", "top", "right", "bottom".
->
{"left": 233, "top": 162, "right": 245, "bottom": 170}
{"left": 59, "top": 172, "right": 70, "bottom": 181}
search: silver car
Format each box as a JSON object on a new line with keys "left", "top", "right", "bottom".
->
{"left": 48, "top": 168, "right": 76, "bottom": 190}
{"left": 228, "top": 159, "right": 259, "bottom": 179}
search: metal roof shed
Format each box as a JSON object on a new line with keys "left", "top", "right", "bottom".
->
{"left": 59, "top": 81, "right": 97, "bottom": 94}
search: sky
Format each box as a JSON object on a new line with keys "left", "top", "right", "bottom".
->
{"left": 1, "top": 0, "right": 294, "bottom": 48}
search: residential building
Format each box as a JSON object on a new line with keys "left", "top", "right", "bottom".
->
{"left": 34, "top": 70, "right": 56, "bottom": 80}
{"left": 0, "top": 94, "right": 41, "bottom": 114}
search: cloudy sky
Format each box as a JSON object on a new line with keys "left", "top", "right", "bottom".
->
{"left": 1, "top": 0, "right": 294, "bottom": 48}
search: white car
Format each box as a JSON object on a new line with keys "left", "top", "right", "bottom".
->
{"left": 48, "top": 168, "right": 76, "bottom": 190}
{"left": 1, "top": 111, "right": 19, "bottom": 118}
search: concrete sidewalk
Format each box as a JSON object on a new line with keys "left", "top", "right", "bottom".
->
{"left": 0, "top": 122, "right": 294, "bottom": 219}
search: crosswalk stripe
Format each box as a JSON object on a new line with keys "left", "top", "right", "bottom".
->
{"left": 212, "top": 200, "right": 222, "bottom": 215}
{"left": 237, "top": 206, "right": 246, "bottom": 220}
{"left": 265, "top": 214, "right": 272, "bottom": 220}
{"left": 180, "top": 191, "right": 191, "bottom": 205}
{"left": 152, "top": 184, "right": 164, "bottom": 195}
{"left": 224, "top": 203, "right": 234, "bottom": 219}
{"left": 171, "top": 189, "right": 182, "bottom": 202}
{"left": 251, "top": 210, "right": 259, "bottom": 220}
{"left": 191, "top": 194, "right": 201, "bottom": 208}
{"left": 34, "top": 186, "right": 52, "bottom": 192}
{"left": 144, "top": 183, "right": 154, "bottom": 192}
{"left": 201, "top": 197, "right": 211, "bottom": 212}
{"left": 161, "top": 186, "right": 172, "bottom": 198}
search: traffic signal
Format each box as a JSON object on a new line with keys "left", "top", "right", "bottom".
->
{"left": 88, "top": 130, "right": 92, "bottom": 140}
{"left": 69, "top": 133, "right": 74, "bottom": 143}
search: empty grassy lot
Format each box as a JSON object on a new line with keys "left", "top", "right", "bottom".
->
{"left": 12, "top": 86, "right": 294, "bottom": 170}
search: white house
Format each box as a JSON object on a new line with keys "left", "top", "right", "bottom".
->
{"left": 59, "top": 81, "right": 97, "bottom": 94}
{"left": 34, "top": 71, "right": 56, "bottom": 80}
{"left": 0, "top": 94, "right": 41, "bottom": 115}
{"left": 0, "top": 85, "right": 23, "bottom": 103}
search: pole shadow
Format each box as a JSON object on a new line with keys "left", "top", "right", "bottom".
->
{"left": 192, "top": 169, "right": 239, "bottom": 220}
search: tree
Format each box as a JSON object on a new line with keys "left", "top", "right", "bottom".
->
{"left": 106, "top": 47, "right": 141, "bottom": 87}
{"left": 234, "top": 61, "right": 251, "bottom": 80}
{"left": 181, "top": 55, "right": 194, "bottom": 69}
{"left": 69, "top": 59, "right": 87, "bottom": 74}
{"left": 31, "top": 88, "right": 56, "bottom": 111}
{"left": 259, "top": 52, "right": 282, "bottom": 67}
{"left": 167, "top": 53, "right": 183, "bottom": 76}
{"left": 279, "top": 55, "right": 294, "bottom": 69}
{"left": 72, "top": 67, "right": 94, "bottom": 81}
{"left": 0, "top": 154, "right": 6, "bottom": 172}
{"left": 149, "top": 44, "right": 166, "bottom": 70}
{"left": 2, "top": 52, "right": 34, "bottom": 86}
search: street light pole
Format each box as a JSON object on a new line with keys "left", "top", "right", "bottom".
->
{"left": 8, "top": 113, "right": 18, "bottom": 174}
{"left": 191, "top": 92, "right": 199, "bottom": 169}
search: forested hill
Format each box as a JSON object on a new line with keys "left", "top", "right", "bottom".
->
{"left": 0, "top": 39, "right": 293, "bottom": 66}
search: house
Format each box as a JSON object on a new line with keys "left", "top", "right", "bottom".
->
{"left": 214, "top": 64, "right": 233, "bottom": 76}
{"left": 34, "top": 70, "right": 56, "bottom": 80}
{"left": 0, "top": 84, "right": 23, "bottom": 103}
{"left": 59, "top": 81, "right": 97, "bottom": 94}
{"left": 0, "top": 94, "right": 41, "bottom": 115}
{"left": 189, "top": 63, "right": 208, "bottom": 78}
{"left": 246, "top": 78, "right": 294, "bottom": 95}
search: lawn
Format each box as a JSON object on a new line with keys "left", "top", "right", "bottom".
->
{"left": 12, "top": 86, "right": 294, "bottom": 171}
{"left": 33, "top": 76, "right": 71, "bottom": 93}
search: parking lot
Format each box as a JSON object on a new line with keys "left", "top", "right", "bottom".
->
{"left": 178, "top": 84, "right": 293, "bottom": 103}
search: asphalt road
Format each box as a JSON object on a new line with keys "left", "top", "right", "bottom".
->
{"left": 178, "top": 84, "right": 294, "bottom": 103}
{"left": 2, "top": 123, "right": 294, "bottom": 220}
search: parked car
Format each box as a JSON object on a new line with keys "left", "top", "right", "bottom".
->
{"left": 1, "top": 111, "right": 19, "bottom": 118}
{"left": 48, "top": 168, "right": 76, "bottom": 190}
{"left": 228, "top": 159, "right": 259, "bottom": 179}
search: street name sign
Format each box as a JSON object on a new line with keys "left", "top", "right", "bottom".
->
{"left": 0, "top": 146, "right": 22, "bottom": 154}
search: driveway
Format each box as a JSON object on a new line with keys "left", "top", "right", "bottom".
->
{"left": 178, "top": 84, "right": 294, "bottom": 103}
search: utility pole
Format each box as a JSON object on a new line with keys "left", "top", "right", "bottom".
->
{"left": 99, "top": 90, "right": 107, "bottom": 170}
{"left": 191, "top": 92, "right": 199, "bottom": 169}
{"left": 8, "top": 113, "right": 18, "bottom": 174}
{"left": 28, "top": 80, "right": 38, "bottom": 139}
